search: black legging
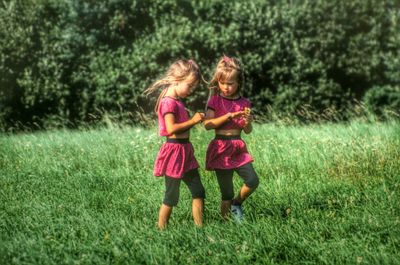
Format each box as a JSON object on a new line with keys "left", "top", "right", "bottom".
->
{"left": 215, "top": 163, "right": 259, "bottom": 201}
{"left": 163, "top": 168, "right": 205, "bottom": 207}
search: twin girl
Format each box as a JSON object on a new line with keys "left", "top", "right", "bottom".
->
{"left": 144, "top": 56, "right": 260, "bottom": 230}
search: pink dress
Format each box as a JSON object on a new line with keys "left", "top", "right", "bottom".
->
{"left": 205, "top": 94, "right": 254, "bottom": 170}
{"left": 153, "top": 97, "right": 199, "bottom": 178}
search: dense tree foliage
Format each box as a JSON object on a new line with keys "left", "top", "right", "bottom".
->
{"left": 1, "top": 0, "right": 399, "bottom": 129}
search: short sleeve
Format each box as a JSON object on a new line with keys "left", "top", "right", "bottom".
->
{"left": 207, "top": 95, "right": 216, "bottom": 110}
{"left": 159, "top": 98, "right": 177, "bottom": 117}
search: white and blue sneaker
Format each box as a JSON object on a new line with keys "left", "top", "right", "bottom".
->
{"left": 231, "top": 204, "right": 244, "bottom": 223}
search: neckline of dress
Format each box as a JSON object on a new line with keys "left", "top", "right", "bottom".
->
{"left": 218, "top": 94, "right": 242, "bottom": 101}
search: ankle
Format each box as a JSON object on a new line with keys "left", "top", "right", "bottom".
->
{"left": 231, "top": 199, "right": 242, "bottom": 206}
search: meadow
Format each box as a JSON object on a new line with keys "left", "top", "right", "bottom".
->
{"left": 1, "top": 121, "right": 399, "bottom": 264}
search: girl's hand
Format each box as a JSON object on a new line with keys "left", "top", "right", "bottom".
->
{"left": 228, "top": 110, "right": 245, "bottom": 119}
{"left": 192, "top": 112, "right": 205, "bottom": 124}
{"left": 238, "top": 114, "right": 253, "bottom": 128}
{"left": 243, "top": 114, "right": 253, "bottom": 126}
{"left": 244, "top": 107, "right": 251, "bottom": 116}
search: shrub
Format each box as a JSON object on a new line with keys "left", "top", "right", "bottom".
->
{"left": 363, "top": 86, "right": 400, "bottom": 118}
{"left": 0, "top": 0, "right": 399, "bottom": 130}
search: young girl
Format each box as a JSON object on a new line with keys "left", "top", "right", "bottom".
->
{"left": 204, "top": 55, "right": 259, "bottom": 222}
{"left": 144, "top": 59, "right": 206, "bottom": 230}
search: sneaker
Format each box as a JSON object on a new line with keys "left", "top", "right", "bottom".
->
{"left": 231, "top": 204, "right": 244, "bottom": 223}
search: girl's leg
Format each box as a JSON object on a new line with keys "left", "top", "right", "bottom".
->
{"left": 215, "top": 169, "right": 234, "bottom": 219}
{"left": 192, "top": 198, "right": 204, "bottom": 227}
{"left": 220, "top": 200, "right": 231, "bottom": 220}
{"left": 183, "top": 169, "right": 205, "bottom": 227}
{"left": 232, "top": 163, "right": 259, "bottom": 205}
{"left": 158, "top": 176, "right": 181, "bottom": 230}
{"left": 233, "top": 185, "right": 252, "bottom": 205}
{"left": 158, "top": 204, "right": 173, "bottom": 230}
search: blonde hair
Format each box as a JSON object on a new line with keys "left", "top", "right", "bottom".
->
{"left": 208, "top": 55, "right": 245, "bottom": 96}
{"left": 144, "top": 59, "right": 201, "bottom": 113}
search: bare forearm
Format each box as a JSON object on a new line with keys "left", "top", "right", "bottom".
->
{"left": 243, "top": 123, "right": 253, "bottom": 134}
{"left": 204, "top": 113, "right": 231, "bottom": 130}
{"left": 167, "top": 119, "right": 196, "bottom": 135}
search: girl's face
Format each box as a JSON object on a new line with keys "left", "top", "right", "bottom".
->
{"left": 175, "top": 76, "right": 198, "bottom": 98}
{"left": 218, "top": 76, "right": 239, "bottom": 98}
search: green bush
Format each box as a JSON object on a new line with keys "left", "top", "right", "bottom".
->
{"left": 0, "top": 0, "right": 399, "bottom": 130}
{"left": 363, "top": 86, "right": 400, "bottom": 118}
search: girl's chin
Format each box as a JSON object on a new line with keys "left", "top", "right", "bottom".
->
{"left": 222, "top": 93, "right": 237, "bottom": 98}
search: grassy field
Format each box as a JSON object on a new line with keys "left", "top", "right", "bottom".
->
{"left": 1, "top": 121, "right": 399, "bottom": 264}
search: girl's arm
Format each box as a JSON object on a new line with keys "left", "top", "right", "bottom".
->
{"left": 165, "top": 112, "right": 204, "bottom": 135}
{"left": 243, "top": 118, "right": 253, "bottom": 134}
{"left": 242, "top": 114, "right": 253, "bottom": 134}
{"left": 204, "top": 109, "right": 245, "bottom": 130}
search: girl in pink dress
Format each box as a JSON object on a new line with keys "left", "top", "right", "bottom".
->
{"left": 144, "top": 59, "right": 206, "bottom": 229}
{"left": 204, "top": 56, "right": 259, "bottom": 222}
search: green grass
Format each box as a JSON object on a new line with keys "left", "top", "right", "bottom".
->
{"left": 1, "top": 121, "right": 399, "bottom": 264}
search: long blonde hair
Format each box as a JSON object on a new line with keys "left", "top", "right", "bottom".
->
{"left": 144, "top": 59, "right": 201, "bottom": 113}
{"left": 208, "top": 55, "right": 245, "bottom": 96}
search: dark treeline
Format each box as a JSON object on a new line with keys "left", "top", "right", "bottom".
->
{"left": 1, "top": 0, "right": 399, "bottom": 130}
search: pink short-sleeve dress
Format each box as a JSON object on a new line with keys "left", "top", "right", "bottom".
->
{"left": 205, "top": 94, "right": 253, "bottom": 170}
{"left": 153, "top": 97, "right": 199, "bottom": 178}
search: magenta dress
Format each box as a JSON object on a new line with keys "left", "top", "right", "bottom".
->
{"left": 153, "top": 97, "right": 199, "bottom": 178}
{"left": 205, "top": 94, "right": 254, "bottom": 170}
